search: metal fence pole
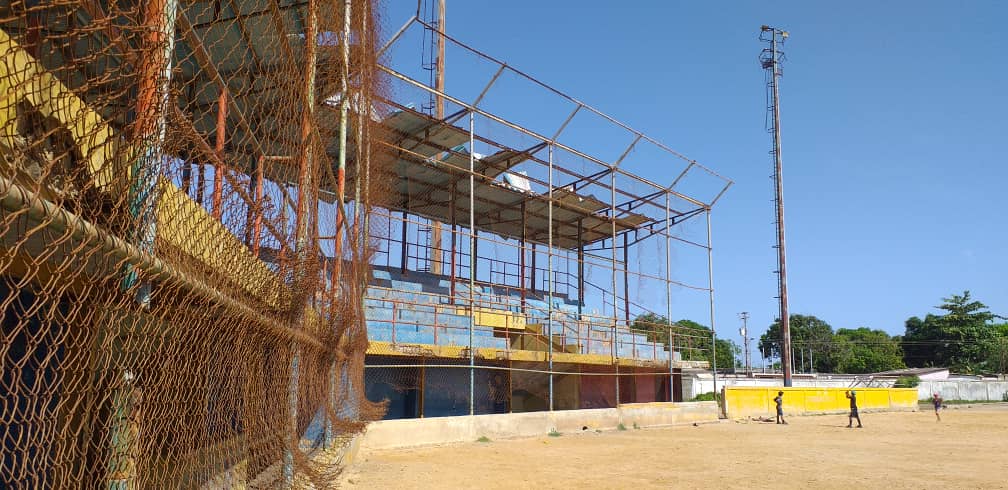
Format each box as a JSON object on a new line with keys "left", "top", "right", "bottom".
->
{"left": 326, "top": 0, "right": 352, "bottom": 452}
{"left": 610, "top": 168, "right": 619, "bottom": 405}
{"left": 547, "top": 143, "right": 554, "bottom": 411}
{"left": 468, "top": 110, "right": 475, "bottom": 416}
{"left": 284, "top": 351, "right": 300, "bottom": 487}
{"left": 111, "top": 0, "right": 179, "bottom": 487}
{"left": 665, "top": 192, "right": 673, "bottom": 401}
{"left": 706, "top": 209, "right": 718, "bottom": 403}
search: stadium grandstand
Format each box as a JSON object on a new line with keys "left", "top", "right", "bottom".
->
{"left": 353, "top": 7, "right": 733, "bottom": 418}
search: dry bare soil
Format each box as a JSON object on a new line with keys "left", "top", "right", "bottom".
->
{"left": 341, "top": 405, "right": 1008, "bottom": 489}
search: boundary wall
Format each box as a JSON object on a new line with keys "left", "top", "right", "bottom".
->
{"left": 723, "top": 387, "right": 918, "bottom": 419}
{"left": 358, "top": 402, "right": 718, "bottom": 452}
{"left": 918, "top": 380, "right": 1008, "bottom": 402}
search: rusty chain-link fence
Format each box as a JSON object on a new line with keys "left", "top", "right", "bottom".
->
{"left": 1, "top": 0, "right": 386, "bottom": 487}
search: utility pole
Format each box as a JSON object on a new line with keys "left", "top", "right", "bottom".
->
{"left": 760, "top": 25, "right": 792, "bottom": 387}
{"left": 425, "top": 0, "right": 445, "bottom": 276}
{"left": 739, "top": 312, "right": 751, "bottom": 376}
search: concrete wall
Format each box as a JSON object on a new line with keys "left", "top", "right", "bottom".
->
{"left": 918, "top": 380, "right": 1008, "bottom": 401}
{"left": 684, "top": 374, "right": 855, "bottom": 401}
{"left": 723, "top": 387, "right": 918, "bottom": 419}
{"left": 358, "top": 402, "right": 718, "bottom": 452}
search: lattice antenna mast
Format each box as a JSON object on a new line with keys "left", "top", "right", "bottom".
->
{"left": 760, "top": 25, "right": 792, "bottom": 386}
{"left": 420, "top": 0, "right": 446, "bottom": 274}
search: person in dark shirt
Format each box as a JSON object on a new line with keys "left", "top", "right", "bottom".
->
{"left": 932, "top": 392, "right": 944, "bottom": 422}
{"left": 774, "top": 390, "right": 787, "bottom": 424}
{"left": 845, "top": 390, "right": 863, "bottom": 428}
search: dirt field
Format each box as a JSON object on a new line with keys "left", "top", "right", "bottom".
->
{"left": 341, "top": 405, "right": 1008, "bottom": 489}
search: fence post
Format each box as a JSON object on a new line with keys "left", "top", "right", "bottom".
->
{"left": 468, "top": 110, "right": 475, "bottom": 416}
{"left": 284, "top": 349, "right": 300, "bottom": 487}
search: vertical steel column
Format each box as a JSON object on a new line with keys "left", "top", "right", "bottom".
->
{"left": 331, "top": 0, "right": 355, "bottom": 450}
{"left": 468, "top": 110, "right": 475, "bottom": 416}
{"left": 355, "top": 85, "right": 365, "bottom": 253}
{"left": 622, "top": 233, "right": 630, "bottom": 326}
{"left": 284, "top": 352, "right": 299, "bottom": 485}
{"left": 665, "top": 192, "right": 673, "bottom": 401}
{"left": 520, "top": 201, "right": 526, "bottom": 312}
{"left": 251, "top": 158, "right": 264, "bottom": 257}
{"left": 706, "top": 209, "right": 718, "bottom": 403}
{"left": 211, "top": 90, "right": 227, "bottom": 220}
{"left": 243, "top": 156, "right": 258, "bottom": 245}
{"left": 530, "top": 243, "right": 536, "bottom": 292}
{"left": 122, "top": 0, "right": 179, "bottom": 308}
{"left": 547, "top": 143, "right": 554, "bottom": 411}
{"left": 577, "top": 219, "right": 583, "bottom": 319}
{"left": 400, "top": 210, "right": 408, "bottom": 273}
{"left": 610, "top": 169, "right": 619, "bottom": 405}
{"left": 288, "top": 0, "right": 320, "bottom": 480}
{"left": 450, "top": 183, "right": 457, "bottom": 301}
{"left": 333, "top": 0, "right": 352, "bottom": 281}
{"left": 361, "top": 0, "right": 372, "bottom": 251}
{"left": 116, "top": 1, "right": 177, "bottom": 486}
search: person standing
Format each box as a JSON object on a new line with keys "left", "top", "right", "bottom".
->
{"left": 845, "top": 390, "right": 863, "bottom": 428}
{"left": 932, "top": 392, "right": 944, "bottom": 422}
{"left": 774, "top": 390, "right": 787, "bottom": 424}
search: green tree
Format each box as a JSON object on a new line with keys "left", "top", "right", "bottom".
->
{"left": 631, "top": 314, "right": 739, "bottom": 369}
{"left": 985, "top": 323, "right": 1008, "bottom": 374}
{"left": 902, "top": 291, "right": 1002, "bottom": 373}
{"left": 830, "top": 327, "right": 905, "bottom": 374}
{"left": 758, "top": 314, "right": 836, "bottom": 373}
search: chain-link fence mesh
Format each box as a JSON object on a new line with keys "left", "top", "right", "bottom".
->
{"left": 1, "top": 0, "right": 386, "bottom": 487}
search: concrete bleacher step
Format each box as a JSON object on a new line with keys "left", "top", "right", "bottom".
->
{"left": 365, "top": 307, "right": 393, "bottom": 321}
{"left": 551, "top": 333, "right": 579, "bottom": 353}
{"left": 389, "top": 280, "right": 424, "bottom": 292}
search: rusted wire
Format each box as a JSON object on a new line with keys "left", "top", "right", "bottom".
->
{"left": 0, "top": 0, "right": 387, "bottom": 487}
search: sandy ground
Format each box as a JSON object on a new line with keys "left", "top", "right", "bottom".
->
{"left": 340, "top": 405, "right": 1008, "bottom": 489}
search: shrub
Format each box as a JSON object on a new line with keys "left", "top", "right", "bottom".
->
{"left": 548, "top": 429, "right": 561, "bottom": 437}
{"left": 690, "top": 392, "right": 718, "bottom": 402}
{"left": 633, "top": 422, "right": 640, "bottom": 430}
{"left": 617, "top": 423, "right": 627, "bottom": 431}
{"left": 893, "top": 375, "right": 920, "bottom": 388}
{"left": 477, "top": 436, "right": 491, "bottom": 443}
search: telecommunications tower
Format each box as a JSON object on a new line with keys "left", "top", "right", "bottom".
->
{"left": 760, "top": 25, "right": 793, "bottom": 386}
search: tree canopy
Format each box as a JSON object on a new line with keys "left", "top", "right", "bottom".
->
{"left": 902, "top": 291, "right": 1004, "bottom": 373}
{"left": 757, "top": 315, "right": 904, "bottom": 374}
{"left": 831, "top": 327, "right": 905, "bottom": 374}
{"left": 758, "top": 314, "right": 835, "bottom": 373}
{"left": 631, "top": 313, "right": 739, "bottom": 369}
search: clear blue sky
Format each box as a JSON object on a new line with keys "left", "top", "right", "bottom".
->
{"left": 381, "top": 1, "right": 1007, "bottom": 352}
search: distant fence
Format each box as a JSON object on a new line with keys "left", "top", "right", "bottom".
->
{"left": 918, "top": 381, "right": 1008, "bottom": 402}
{"left": 722, "top": 387, "right": 918, "bottom": 419}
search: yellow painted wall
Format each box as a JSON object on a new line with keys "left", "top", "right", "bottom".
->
{"left": 155, "top": 178, "right": 288, "bottom": 308}
{"left": 723, "top": 387, "right": 918, "bottom": 419}
{"left": 455, "top": 307, "right": 526, "bottom": 330}
{"left": 0, "top": 28, "right": 129, "bottom": 194}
